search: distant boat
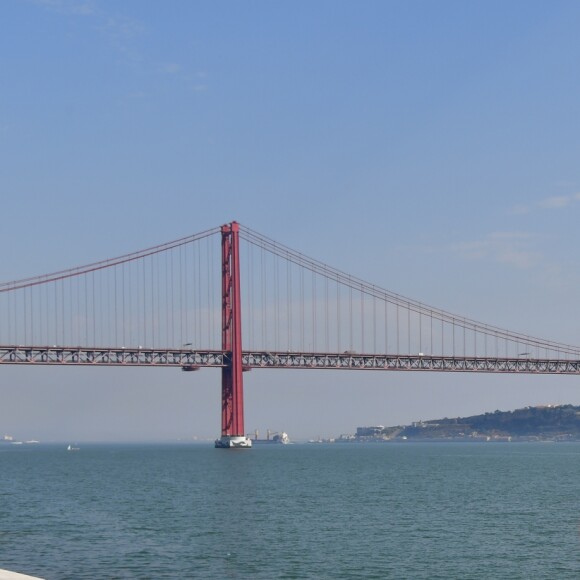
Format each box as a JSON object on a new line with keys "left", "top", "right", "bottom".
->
{"left": 252, "top": 430, "right": 290, "bottom": 444}
{"left": 67, "top": 445, "right": 80, "bottom": 452}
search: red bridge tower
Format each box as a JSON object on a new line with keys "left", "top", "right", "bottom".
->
{"left": 215, "top": 222, "right": 252, "bottom": 448}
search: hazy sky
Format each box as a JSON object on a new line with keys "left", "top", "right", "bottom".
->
{"left": 2, "top": 0, "right": 580, "bottom": 441}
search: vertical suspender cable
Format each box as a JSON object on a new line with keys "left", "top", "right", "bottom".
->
{"left": 275, "top": 253, "right": 279, "bottom": 351}
{"left": 143, "top": 256, "right": 148, "bottom": 347}
{"left": 105, "top": 267, "right": 109, "bottom": 347}
{"left": 244, "top": 240, "right": 249, "bottom": 349}
{"left": 250, "top": 243, "right": 254, "bottom": 350}
{"left": 171, "top": 248, "right": 176, "bottom": 347}
{"left": 452, "top": 317, "right": 455, "bottom": 357}
{"left": 46, "top": 281, "right": 50, "bottom": 346}
{"left": 128, "top": 261, "right": 132, "bottom": 346}
{"left": 90, "top": 272, "right": 95, "bottom": 347}
{"left": 300, "top": 264, "right": 304, "bottom": 351}
{"left": 419, "top": 310, "right": 422, "bottom": 355}
{"left": 37, "top": 282, "right": 41, "bottom": 345}
{"left": 185, "top": 243, "right": 189, "bottom": 346}
{"left": 151, "top": 254, "right": 156, "bottom": 348}
{"left": 484, "top": 327, "right": 487, "bottom": 358}
{"left": 407, "top": 302, "right": 410, "bottom": 354}
{"left": 430, "top": 310, "right": 433, "bottom": 355}
{"left": 158, "top": 252, "right": 162, "bottom": 349}
{"left": 373, "top": 293, "right": 376, "bottom": 354}
{"left": 349, "top": 281, "right": 352, "bottom": 352}
{"left": 311, "top": 272, "right": 318, "bottom": 352}
{"left": 384, "top": 298, "right": 388, "bottom": 354}
{"left": 396, "top": 304, "right": 400, "bottom": 353}
{"left": 361, "top": 286, "right": 365, "bottom": 354}
{"left": 61, "top": 277, "right": 65, "bottom": 346}
{"left": 85, "top": 273, "right": 88, "bottom": 346}
{"left": 206, "top": 239, "right": 210, "bottom": 348}
{"left": 122, "top": 262, "right": 126, "bottom": 347}
{"left": 7, "top": 286, "right": 12, "bottom": 343}
{"left": 70, "top": 276, "right": 74, "bottom": 345}
{"left": 336, "top": 278, "right": 341, "bottom": 353}
{"left": 287, "top": 254, "right": 292, "bottom": 351}
{"left": 165, "top": 251, "right": 170, "bottom": 347}
{"left": 179, "top": 245, "right": 183, "bottom": 347}
{"left": 211, "top": 237, "right": 215, "bottom": 349}
{"left": 325, "top": 271, "right": 329, "bottom": 352}
{"left": 196, "top": 242, "right": 201, "bottom": 348}
{"left": 263, "top": 243, "right": 267, "bottom": 349}
{"left": 23, "top": 287, "right": 27, "bottom": 346}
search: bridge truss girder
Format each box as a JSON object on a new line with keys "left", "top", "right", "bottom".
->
{"left": 241, "top": 352, "right": 580, "bottom": 374}
{"left": 2, "top": 347, "right": 580, "bottom": 375}
{"left": 0, "top": 346, "right": 224, "bottom": 367}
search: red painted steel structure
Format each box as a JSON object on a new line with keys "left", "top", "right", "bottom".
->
{"left": 221, "top": 222, "right": 245, "bottom": 437}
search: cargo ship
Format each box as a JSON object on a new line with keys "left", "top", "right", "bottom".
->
{"left": 251, "top": 429, "right": 289, "bottom": 444}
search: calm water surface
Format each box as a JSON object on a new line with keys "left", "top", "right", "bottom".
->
{"left": 1, "top": 442, "right": 580, "bottom": 579}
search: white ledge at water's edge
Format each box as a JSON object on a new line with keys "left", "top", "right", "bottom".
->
{"left": 0, "top": 569, "right": 45, "bottom": 580}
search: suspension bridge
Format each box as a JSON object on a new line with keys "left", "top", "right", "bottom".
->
{"left": 2, "top": 222, "right": 580, "bottom": 447}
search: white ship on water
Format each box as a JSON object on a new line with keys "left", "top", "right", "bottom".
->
{"left": 251, "top": 430, "right": 289, "bottom": 445}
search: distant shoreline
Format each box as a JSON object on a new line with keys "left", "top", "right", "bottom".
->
{"left": 346, "top": 404, "right": 580, "bottom": 444}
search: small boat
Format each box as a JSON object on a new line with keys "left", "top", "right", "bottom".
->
{"left": 66, "top": 445, "right": 80, "bottom": 452}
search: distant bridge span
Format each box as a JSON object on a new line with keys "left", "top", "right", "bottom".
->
{"left": 2, "top": 346, "right": 580, "bottom": 375}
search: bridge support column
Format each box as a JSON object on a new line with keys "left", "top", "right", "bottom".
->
{"left": 215, "top": 222, "right": 251, "bottom": 449}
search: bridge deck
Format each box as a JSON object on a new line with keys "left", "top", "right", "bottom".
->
{"left": 1, "top": 346, "right": 579, "bottom": 375}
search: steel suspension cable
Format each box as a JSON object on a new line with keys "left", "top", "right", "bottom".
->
{"left": 239, "top": 225, "right": 580, "bottom": 356}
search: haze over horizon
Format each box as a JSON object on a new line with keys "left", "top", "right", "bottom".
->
{"left": 2, "top": 0, "right": 580, "bottom": 442}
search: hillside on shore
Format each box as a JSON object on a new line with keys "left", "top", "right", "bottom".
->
{"left": 356, "top": 405, "right": 580, "bottom": 442}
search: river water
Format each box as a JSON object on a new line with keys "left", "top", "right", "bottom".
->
{"left": 1, "top": 442, "right": 580, "bottom": 579}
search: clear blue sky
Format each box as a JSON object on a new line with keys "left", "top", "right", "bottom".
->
{"left": 2, "top": 0, "right": 580, "bottom": 441}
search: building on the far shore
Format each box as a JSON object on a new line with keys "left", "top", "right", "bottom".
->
{"left": 356, "top": 426, "right": 384, "bottom": 437}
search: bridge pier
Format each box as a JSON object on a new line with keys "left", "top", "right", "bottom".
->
{"left": 215, "top": 222, "right": 251, "bottom": 449}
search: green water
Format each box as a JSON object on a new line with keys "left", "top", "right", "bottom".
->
{"left": 1, "top": 442, "right": 580, "bottom": 579}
